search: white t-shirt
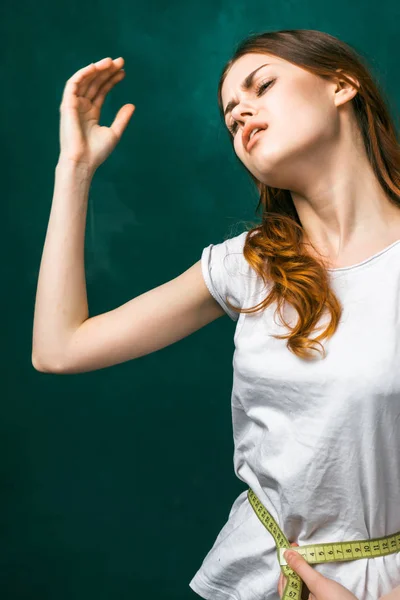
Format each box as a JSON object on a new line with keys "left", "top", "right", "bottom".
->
{"left": 189, "top": 230, "right": 400, "bottom": 600}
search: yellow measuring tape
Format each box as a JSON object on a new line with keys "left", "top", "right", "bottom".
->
{"left": 248, "top": 488, "right": 400, "bottom": 600}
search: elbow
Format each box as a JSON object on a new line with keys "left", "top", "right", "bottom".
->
{"left": 31, "top": 352, "right": 66, "bottom": 374}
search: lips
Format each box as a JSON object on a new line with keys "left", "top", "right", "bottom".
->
{"left": 246, "top": 128, "right": 266, "bottom": 152}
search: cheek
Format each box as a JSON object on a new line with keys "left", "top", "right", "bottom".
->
{"left": 233, "top": 134, "right": 245, "bottom": 158}
{"left": 271, "top": 86, "right": 331, "bottom": 136}
{"left": 268, "top": 99, "right": 332, "bottom": 152}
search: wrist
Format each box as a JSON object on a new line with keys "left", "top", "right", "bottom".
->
{"left": 56, "top": 156, "right": 95, "bottom": 178}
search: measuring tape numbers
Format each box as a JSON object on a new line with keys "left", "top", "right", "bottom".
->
{"left": 247, "top": 488, "right": 400, "bottom": 600}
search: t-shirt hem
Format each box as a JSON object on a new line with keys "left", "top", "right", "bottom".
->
{"left": 189, "top": 571, "right": 241, "bottom": 600}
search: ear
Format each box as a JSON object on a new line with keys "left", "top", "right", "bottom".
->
{"left": 333, "top": 68, "right": 360, "bottom": 105}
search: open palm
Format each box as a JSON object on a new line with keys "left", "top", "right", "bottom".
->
{"left": 59, "top": 56, "right": 135, "bottom": 171}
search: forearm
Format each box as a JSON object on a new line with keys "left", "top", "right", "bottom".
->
{"left": 32, "top": 158, "right": 94, "bottom": 371}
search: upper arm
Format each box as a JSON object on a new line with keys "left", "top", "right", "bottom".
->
{"left": 35, "top": 259, "right": 226, "bottom": 374}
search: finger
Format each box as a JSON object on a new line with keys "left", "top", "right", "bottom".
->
{"left": 277, "top": 543, "right": 298, "bottom": 598}
{"left": 285, "top": 551, "right": 319, "bottom": 592}
{"left": 92, "top": 68, "right": 126, "bottom": 110}
{"left": 279, "top": 572, "right": 287, "bottom": 598}
{"left": 75, "top": 57, "right": 122, "bottom": 99}
{"left": 75, "top": 63, "right": 103, "bottom": 98}
{"left": 109, "top": 104, "right": 136, "bottom": 140}
{"left": 301, "top": 582, "right": 311, "bottom": 600}
{"left": 61, "top": 62, "right": 97, "bottom": 107}
{"left": 82, "top": 57, "right": 123, "bottom": 100}
{"left": 287, "top": 546, "right": 311, "bottom": 600}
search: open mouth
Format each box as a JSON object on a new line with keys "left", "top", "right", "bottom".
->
{"left": 247, "top": 128, "right": 266, "bottom": 151}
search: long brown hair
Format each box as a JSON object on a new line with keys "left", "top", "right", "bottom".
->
{"left": 217, "top": 29, "right": 400, "bottom": 361}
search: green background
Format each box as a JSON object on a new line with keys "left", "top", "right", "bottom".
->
{"left": 2, "top": 0, "right": 399, "bottom": 598}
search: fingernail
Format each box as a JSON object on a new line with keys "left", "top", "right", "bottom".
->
{"left": 285, "top": 551, "right": 296, "bottom": 562}
{"left": 94, "top": 58, "right": 109, "bottom": 66}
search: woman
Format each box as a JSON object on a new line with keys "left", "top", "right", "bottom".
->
{"left": 32, "top": 28, "right": 400, "bottom": 600}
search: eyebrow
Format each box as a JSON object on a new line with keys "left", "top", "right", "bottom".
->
{"left": 223, "top": 63, "right": 271, "bottom": 118}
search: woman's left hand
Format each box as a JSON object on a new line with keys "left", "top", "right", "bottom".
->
{"left": 278, "top": 543, "right": 304, "bottom": 598}
{"left": 278, "top": 542, "right": 359, "bottom": 600}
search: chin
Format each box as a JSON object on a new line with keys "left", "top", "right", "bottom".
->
{"left": 251, "top": 145, "right": 297, "bottom": 187}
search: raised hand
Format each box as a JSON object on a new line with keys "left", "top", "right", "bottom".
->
{"left": 58, "top": 56, "right": 135, "bottom": 172}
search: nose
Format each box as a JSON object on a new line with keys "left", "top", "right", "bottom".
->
{"left": 230, "top": 103, "right": 257, "bottom": 124}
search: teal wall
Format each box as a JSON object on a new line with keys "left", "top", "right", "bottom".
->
{"left": 3, "top": 0, "right": 399, "bottom": 598}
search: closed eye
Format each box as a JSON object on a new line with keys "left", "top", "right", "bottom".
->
{"left": 227, "top": 79, "right": 275, "bottom": 136}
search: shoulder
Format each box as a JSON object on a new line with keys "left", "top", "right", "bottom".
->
{"left": 199, "top": 230, "right": 251, "bottom": 321}
{"left": 201, "top": 230, "right": 250, "bottom": 276}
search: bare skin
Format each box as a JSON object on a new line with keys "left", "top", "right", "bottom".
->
{"left": 221, "top": 54, "right": 400, "bottom": 599}
{"left": 278, "top": 543, "right": 358, "bottom": 600}
{"left": 58, "top": 56, "right": 135, "bottom": 172}
{"left": 278, "top": 542, "right": 400, "bottom": 600}
{"left": 220, "top": 53, "right": 400, "bottom": 271}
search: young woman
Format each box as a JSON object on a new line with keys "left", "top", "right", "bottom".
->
{"left": 32, "top": 28, "right": 400, "bottom": 600}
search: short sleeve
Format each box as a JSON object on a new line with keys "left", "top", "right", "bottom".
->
{"left": 200, "top": 231, "right": 249, "bottom": 321}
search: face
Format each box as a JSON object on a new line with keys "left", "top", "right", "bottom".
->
{"left": 220, "top": 53, "right": 352, "bottom": 191}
